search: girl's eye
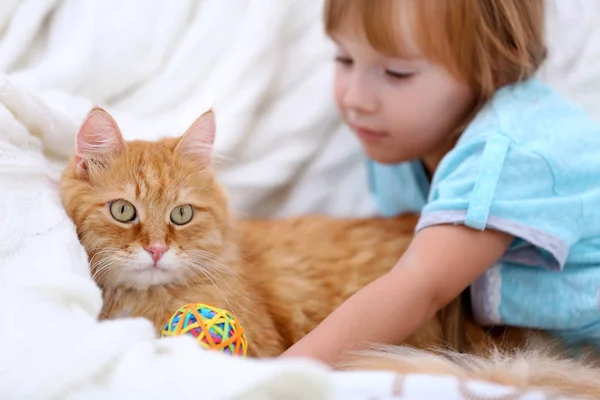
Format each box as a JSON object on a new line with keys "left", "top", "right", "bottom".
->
{"left": 385, "top": 70, "right": 413, "bottom": 80}
{"left": 334, "top": 55, "right": 353, "bottom": 66}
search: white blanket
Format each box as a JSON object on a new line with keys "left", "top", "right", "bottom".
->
{"left": 0, "top": 1, "right": 598, "bottom": 398}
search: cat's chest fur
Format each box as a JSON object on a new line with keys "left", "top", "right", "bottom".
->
{"left": 99, "top": 283, "right": 287, "bottom": 357}
{"left": 100, "top": 287, "right": 175, "bottom": 331}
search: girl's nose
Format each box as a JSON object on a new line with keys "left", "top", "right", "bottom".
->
{"left": 342, "top": 75, "right": 377, "bottom": 114}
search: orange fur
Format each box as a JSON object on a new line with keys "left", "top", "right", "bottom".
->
{"left": 61, "top": 108, "right": 600, "bottom": 397}
{"left": 339, "top": 345, "right": 600, "bottom": 399}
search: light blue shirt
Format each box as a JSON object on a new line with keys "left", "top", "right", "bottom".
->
{"left": 368, "top": 78, "right": 600, "bottom": 348}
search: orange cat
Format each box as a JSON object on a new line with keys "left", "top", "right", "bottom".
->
{"left": 61, "top": 108, "right": 600, "bottom": 397}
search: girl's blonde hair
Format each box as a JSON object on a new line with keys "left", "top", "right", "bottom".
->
{"left": 324, "top": 0, "right": 546, "bottom": 106}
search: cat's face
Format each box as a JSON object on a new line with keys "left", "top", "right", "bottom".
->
{"left": 61, "top": 108, "right": 231, "bottom": 290}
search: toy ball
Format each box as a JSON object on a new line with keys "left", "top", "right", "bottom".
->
{"left": 161, "top": 303, "right": 248, "bottom": 357}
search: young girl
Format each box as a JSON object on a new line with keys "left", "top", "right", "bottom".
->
{"left": 282, "top": 0, "right": 600, "bottom": 364}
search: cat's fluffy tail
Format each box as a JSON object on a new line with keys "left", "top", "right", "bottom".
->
{"left": 338, "top": 345, "right": 600, "bottom": 399}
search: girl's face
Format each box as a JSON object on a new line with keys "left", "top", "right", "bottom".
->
{"left": 332, "top": 25, "right": 476, "bottom": 171}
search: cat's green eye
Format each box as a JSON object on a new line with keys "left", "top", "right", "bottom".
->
{"left": 170, "top": 204, "right": 194, "bottom": 225}
{"left": 110, "top": 199, "right": 137, "bottom": 223}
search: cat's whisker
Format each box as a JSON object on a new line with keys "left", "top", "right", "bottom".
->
{"left": 87, "top": 249, "right": 127, "bottom": 268}
{"left": 183, "top": 260, "right": 237, "bottom": 298}
{"left": 175, "top": 185, "right": 214, "bottom": 195}
{"left": 184, "top": 261, "right": 241, "bottom": 292}
{"left": 183, "top": 260, "right": 241, "bottom": 318}
{"left": 185, "top": 255, "right": 233, "bottom": 275}
{"left": 184, "top": 265, "right": 233, "bottom": 306}
{"left": 174, "top": 170, "right": 214, "bottom": 191}
{"left": 184, "top": 250, "right": 240, "bottom": 277}
{"left": 91, "top": 257, "right": 121, "bottom": 282}
{"left": 180, "top": 169, "right": 213, "bottom": 180}
{"left": 89, "top": 249, "right": 123, "bottom": 262}
{"left": 180, "top": 264, "right": 211, "bottom": 290}
{"left": 184, "top": 270, "right": 209, "bottom": 288}
{"left": 93, "top": 263, "right": 119, "bottom": 283}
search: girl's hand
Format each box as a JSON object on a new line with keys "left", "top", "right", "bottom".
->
{"left": 280, "top": 224, "right": 514, "bottom": 365}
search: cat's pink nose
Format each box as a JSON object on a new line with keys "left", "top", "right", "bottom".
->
{"left": 145, "top": 245, "right": 168, "bottom": 263}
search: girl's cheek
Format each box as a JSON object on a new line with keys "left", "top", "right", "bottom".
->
{"left": 333, "top": 73, "right": 347, "bottom": 113}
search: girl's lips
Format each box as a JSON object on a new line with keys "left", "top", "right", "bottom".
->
{"left": 353, "top": 126, "right": 388, "bottom": 142}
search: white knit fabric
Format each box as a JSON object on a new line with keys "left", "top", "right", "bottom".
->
{"left": 0, "top": 1, "right": 598, "bottom": 398}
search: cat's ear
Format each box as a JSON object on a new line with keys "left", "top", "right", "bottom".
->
{"left": 75, "top": 107, "right": 126, "bottom": 177}
{"left": 175, "top": 110, "right": 215, "bottom": 162}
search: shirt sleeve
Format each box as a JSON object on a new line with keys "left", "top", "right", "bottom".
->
{"left": 417, "top": 134, "right": 582, "bottom": 270}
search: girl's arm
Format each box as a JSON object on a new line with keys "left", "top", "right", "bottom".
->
{"left": 281, "top": 224, "right": 513, "bottom": 365}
